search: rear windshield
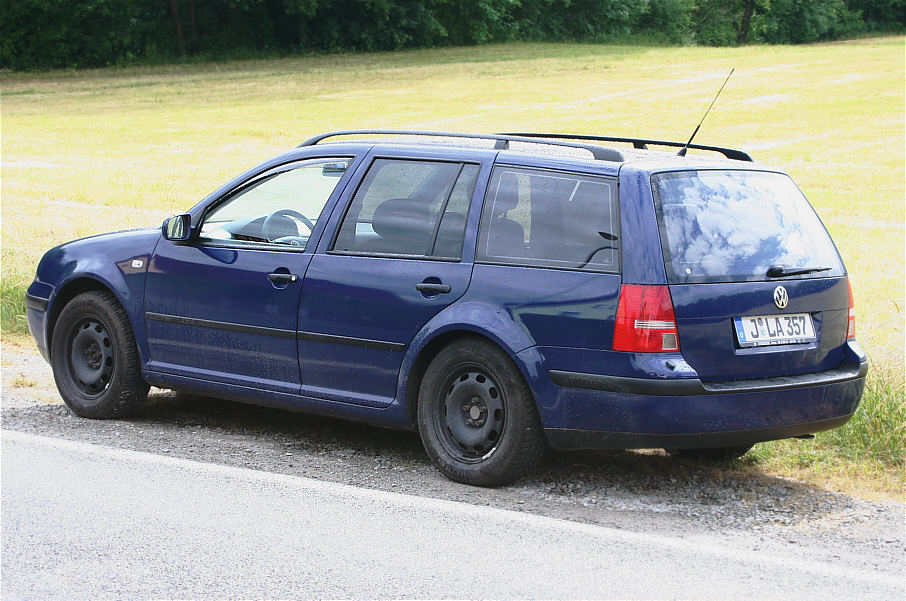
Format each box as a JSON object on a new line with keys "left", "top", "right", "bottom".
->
{"left": 652, "top": 170, "right": 843, "bottom": 284}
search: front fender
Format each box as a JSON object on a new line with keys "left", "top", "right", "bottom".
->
{"left": 36, "top": 229, "right": 160, "bottom": 363}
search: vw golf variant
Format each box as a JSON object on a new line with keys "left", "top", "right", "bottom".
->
{"left": 26, "top": 131, "right": 868, "bottom": 485}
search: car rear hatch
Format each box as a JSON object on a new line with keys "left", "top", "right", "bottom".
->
{"left": 651, "top": 169, "right": 850, "bottom": 382}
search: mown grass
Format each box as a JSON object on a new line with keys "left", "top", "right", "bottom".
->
{"left": 1, "top": 37, "right": 903, "bottom": 493}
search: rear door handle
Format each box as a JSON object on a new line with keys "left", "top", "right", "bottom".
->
{"left": 416, "top": 282, "right": 451, "bottom": 294}
{"left": 268, "top": 273, "right": 299, "bottom": 283}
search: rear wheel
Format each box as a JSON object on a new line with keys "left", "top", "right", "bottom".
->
{"left": 665, "top": 445, "right": 753, "bottom": 462}
{"left": 51, "top": 291, "right": 148, "bottom": 418}
{"left": 417, "top": 339, "right": 546, "bottom": 486}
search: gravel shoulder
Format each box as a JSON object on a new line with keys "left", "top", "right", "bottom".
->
{"left": 2, "top": 342, "right": 904, "bottom": 580}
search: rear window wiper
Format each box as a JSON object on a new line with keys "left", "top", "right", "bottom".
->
{"left": 766, "top": 265, "right": 832, "bottom": 278}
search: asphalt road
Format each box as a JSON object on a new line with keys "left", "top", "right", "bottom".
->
{"left": 2, "top": 430, "right": 901, "bottom": 600}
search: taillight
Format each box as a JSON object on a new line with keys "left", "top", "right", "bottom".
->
{"left": 847, "top": 278, "right": 856, "bottom": 339}
{"left": 613, "top": 284, "right": 680, "bottom": 352}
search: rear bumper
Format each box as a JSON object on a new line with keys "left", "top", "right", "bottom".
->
{"left": 546, "top": 414, "right": 853, "bottom": 451}
{"left": 541, "top": 360, "right": 868, "bottom": 451}
{"left": 549, "top": 361, "right": 867, "bottom": 396}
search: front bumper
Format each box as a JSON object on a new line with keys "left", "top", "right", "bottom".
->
{"left": 25, "top": 281, "right": 52, "bottom": 362}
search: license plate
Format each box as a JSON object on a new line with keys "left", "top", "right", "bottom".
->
{"left": 734, "top": 313, "right": 816, "bottom": 348}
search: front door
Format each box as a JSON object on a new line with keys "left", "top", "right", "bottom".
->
{"left": 144, "top": 156, "right": 356, "bottom": 394}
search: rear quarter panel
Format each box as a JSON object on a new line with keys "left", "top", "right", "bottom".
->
{"left": 617, "top": 166, "right": 668, "bottom": 285}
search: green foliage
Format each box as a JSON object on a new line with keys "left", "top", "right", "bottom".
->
{"left": 846, "top": 0, "right": 906, "bottom": 31}
{"left": 506, "top": 0, "right": 649, "bottom": 40}
{"left": 431, "top": 0, "right": 514, "bottom": 45}
{"left": 1, "top": 274, "right": 29, "bottom": 337}
{"left": 761, "top": 0, "right": 863, "bottom": 44}
{"left": 297, "top": 0, "right": 448, "bottom": 52}
{"left": 0, "top": 0, "right": 903, "bottom": 70}
{"left": 0, "top": 0, "right": 159, "bottom": 69}
{"left": 818, "top": 367, "right": 905, "bottom": 466}
{"left": 692, "top": 0, "right": 743, "bottom": 45}
{"left": 637, "top": 0, "right": 697, "bottom": 44}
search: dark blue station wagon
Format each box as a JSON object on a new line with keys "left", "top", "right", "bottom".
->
{"left": 26, "top": 131, "right": 868, "bottom": 485}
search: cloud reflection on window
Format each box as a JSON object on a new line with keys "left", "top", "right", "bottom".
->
{"left": 654, "top": 171, "right": 842, "bottom": 284}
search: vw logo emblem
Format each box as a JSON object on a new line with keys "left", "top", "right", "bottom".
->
{"left": 773, "top": 286, "right": 789, "bottom": 310}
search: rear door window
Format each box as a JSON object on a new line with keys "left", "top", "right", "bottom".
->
{"left": 476, "top": 166, "right": 619, "bottom": 272}
{"left": 652, "top": 170, "right": 844, "bottom": 284}
{"left": 332, "top": 159, "right": 479, "bottom": 259}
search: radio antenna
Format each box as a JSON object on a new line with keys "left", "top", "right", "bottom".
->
{"left": 677, "top": 68, "right": 734, "bottom": 157}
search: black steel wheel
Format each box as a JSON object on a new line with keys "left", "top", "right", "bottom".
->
{"left": 417, "top": 338, "right": 546, "bottom": 486}
{"left": 66, "top": 317, "right": 115, "bottom": 395}
{"left": 436, "top": 366, "right": 507, "bottom": 462}
{"left": 50, "top": 290, "right": 148, "bottom": 418}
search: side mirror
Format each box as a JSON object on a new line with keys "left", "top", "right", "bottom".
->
{"left": 162, "top": 214, "right": 192, "bottom": 241}
{"left": 321, "top": 162, "right": 348, "bottom": 177}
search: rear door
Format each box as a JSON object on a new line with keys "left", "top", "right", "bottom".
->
{"left": 296, "top": 154, "right": 487, "bottom": 406}
{"left": 473, "top": 164, "right": 622, "bottom": 350}
{"left": 651, "top": 169, "right": 849, "bottom": 381}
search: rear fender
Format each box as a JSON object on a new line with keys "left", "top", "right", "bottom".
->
{"left": 397, "top": 301, "right": 545, "bottom": 422}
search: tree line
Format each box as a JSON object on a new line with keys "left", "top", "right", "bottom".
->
{"left": 1, "top": 0, "right": 902, "bottom": 70}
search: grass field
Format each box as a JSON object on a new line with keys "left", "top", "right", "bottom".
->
{"left": 2, "top": 37, "right": 903, "bottom": 494}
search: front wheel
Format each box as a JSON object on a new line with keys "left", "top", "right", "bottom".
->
{"left": 417, "top": 339, "right": 546, "bottom": 486}
{"left": 50, "top": 291, "right": 149, "bottom": 418}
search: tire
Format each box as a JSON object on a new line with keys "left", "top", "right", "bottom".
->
{"left": 50, "top": 290, "right": 149, "bottom": 418}
{"left": 665, "top": 445, "right": 753, "bottom": 462}
{"left": 416, "top": 339, "right": 546, "bottom": 486}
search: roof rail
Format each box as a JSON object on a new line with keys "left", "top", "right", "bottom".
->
{"left": 500, "top": 132, "right": 753, "bottom": 162}
{"left": 299, "top": 129, "right": 625, "bottom": 162}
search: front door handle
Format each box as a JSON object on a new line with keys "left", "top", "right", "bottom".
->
{"left": 416, "top": 282, "right": 451, "bottom": 294}
{"left": 268, "top": 272, "right": 299, "bottom": 284}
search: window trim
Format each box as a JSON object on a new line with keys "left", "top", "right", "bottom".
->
{"left": 475, "top": 165, "right": 622, "bottom": 275}
{"left": 327, "top": 157, "right": 480, "bottom": 261}
{"left": 328, "top": 250, "right": 463, "bottom": 262}
{"left": 427, "top": 163, "right": 465, "bottom": 257}
{"left": 195, "top": 156, "right": 354, "bottom": 252}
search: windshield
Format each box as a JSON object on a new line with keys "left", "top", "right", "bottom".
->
{"left": 652, "top": 170, "right": 843, "bottom": 284}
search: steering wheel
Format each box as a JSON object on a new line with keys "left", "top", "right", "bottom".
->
{"left": 262, "top": 209, "right": 315, "bottom": 242}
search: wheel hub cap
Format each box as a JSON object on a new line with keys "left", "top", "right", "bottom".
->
{"left": 442, "top": 370, "right": 505, "bottom": 459}
{"left": 68, "top": 319, "right": 114, "bottom": 395}
{"left": 462, "top": 396, "right": 487, "bottom": 426}
{"left": 83, "top": 343, "right": 102, "bottom": 369}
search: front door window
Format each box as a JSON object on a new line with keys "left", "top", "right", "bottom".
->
{"left": 200, "top": 158, "right": 353, "bottom": 250}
